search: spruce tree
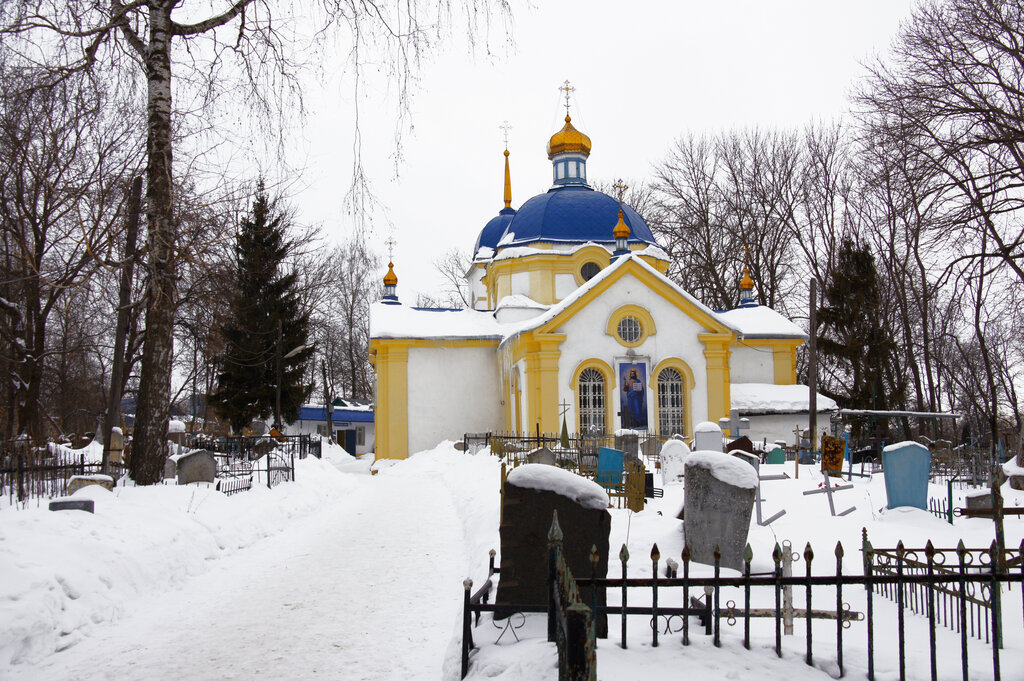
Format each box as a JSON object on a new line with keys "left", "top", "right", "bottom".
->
{"left": 211, "top": 183, "right": 312, "bottom": 433}
{"left": 815, "top": 237, "right": 903, "bottom": 413}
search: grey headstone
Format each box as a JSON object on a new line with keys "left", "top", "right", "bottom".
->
{"left": 163, "top": 457, "right": 178, "bottom": 480}
{"left": 49, "top": 499, "right": 95, "bottom": 513}
{"left": 177, "top": 450, "right": 217, "bottom": 485}
{"left": 683, "top": 456, "right": 756, "bottom": 571}
{"left": 526, "top": 446, "right": 555, "bottom": 465}
{"left": 730, "top": 450, "right": 760, "bottom": 473}
{"left": 67, "top": 475, "right": 113, "bottom": 495}
{"left": 497, "top": 476, "right": 610, "bottom": 637}
{"left": 614, "top": 432, "right": 639, "bottom": 458}
{"left": 693, "top": 422, "right": 723, "bottom": 453}
{"left": 964, "top": 490, "right": 994, "bottom": 511}
{"left": 453, "top": 440, "right": 468, "bottom": 452}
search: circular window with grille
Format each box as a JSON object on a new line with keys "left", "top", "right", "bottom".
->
{"left": 617, "top": 316, "right": 642, "bottom": 344}
{"left": 580, "top": 261, "right": 600, "bottom": 281}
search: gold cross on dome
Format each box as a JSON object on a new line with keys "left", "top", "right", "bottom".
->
{"left": 559, "top": 80, "right": 575, "bottom": 115}
{"left": 613, "top": 179, "right": 629, "bottom": 206}
{"left": 499, "top": 120, "right": 512, "bottom": 149}
{"left": 385, "top": 236, "right": 396, "bottom": 260}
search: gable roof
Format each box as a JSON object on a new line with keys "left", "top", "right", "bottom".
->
{"left": 500, "top": 254, "right": 738, "bottom": 348}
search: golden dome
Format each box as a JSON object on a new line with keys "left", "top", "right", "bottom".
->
{"left": 612, "top": 210, "right": 630, "bottom": 239}
{"left": 383, "top": 261, "right": 398, "bottom": 286}
{"left": 546, "top": 115, "right": 592, "bottom": 159}
{"left": 740, "top": 266, "right": 754, "bottom": 290}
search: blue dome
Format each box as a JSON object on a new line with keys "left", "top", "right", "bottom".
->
{"left": 498, "top": 185, "right": 658, "bottom": 248}
{"left": 475, "top": 207, "right": 516, "bottom": 253}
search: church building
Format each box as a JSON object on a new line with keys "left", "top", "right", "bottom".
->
{"left": 369, "top": 109, "right": 825, "bottom": 460}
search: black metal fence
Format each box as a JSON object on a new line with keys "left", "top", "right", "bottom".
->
{"left": 462, "top": 517, "right": 1024, "bottom": 681}
{"left": 188, "top": 433, "right": 320, "bottom": 493}
{"left": 0, "top": 452, "right": 126, "bottom": 507}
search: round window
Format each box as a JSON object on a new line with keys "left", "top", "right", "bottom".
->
{"left": 580, "top": 261, "right": 601, "bottom": 281}
{"left": 617, "top": 316, "right": 642, "bottom": 344}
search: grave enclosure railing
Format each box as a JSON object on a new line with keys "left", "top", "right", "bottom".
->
{"left": 186, "top": 433, "right": 319, "bottom": 493}
{"left": 0, "top": 453, "right": 127, "bottom": 507}
{"left": 461, "top": 518, "right": 1024, "bottom": 681}
{"left": 468, "top": 431, "right": 656, "bottom": 512}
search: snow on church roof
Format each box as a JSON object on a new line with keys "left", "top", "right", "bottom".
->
{"left": 499, "top": 254, "right": 736, "bottom": 345}
{"left": 369, "top": 303, "right": 505, "bottom": 340}
{"left": 730, "top": 383, "right": 838, "bottom": 414}
{"left": 717, "top": 305, "right": 807, "bottom": 339}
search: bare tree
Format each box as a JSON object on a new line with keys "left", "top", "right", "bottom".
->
{"left": 0, "top": 0, "right": 513, "bottom": 481}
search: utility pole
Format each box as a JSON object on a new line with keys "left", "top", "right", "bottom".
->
{"left": 808, "top": 278, "right": 818, "bottom": 463}
{"left": 274, "top": 318, "right": 283, "bottom": 431}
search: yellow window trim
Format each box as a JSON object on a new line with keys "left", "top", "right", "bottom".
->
{"left": 649, "top": 358, "right": 696, "bottom": 438}
{"left": 606, "top": 304, "right": 657, "bottom": 348}
{"left": 569, "top": 359, "right": 615, "bottom": 435}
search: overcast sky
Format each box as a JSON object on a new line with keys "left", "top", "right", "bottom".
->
{"left": 284, "top": 0, "right": 915, "bottom": 303}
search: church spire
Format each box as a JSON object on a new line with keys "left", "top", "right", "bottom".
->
{"left": 382, "top": 238, "right": 399, "bottom": 304}
{"left": 546, "top": 80, "right": 591, "bottom": 186}
{"left": 612, "top": 179, "right": 631, "bottom": 259}
{"left": 500, "top": 121, "right": 513, "bottom": 209}
{"left": 739, "top": 247, "right": 756, "bottom": 307}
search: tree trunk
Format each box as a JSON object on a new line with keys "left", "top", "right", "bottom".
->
{"left": 131, "top": 3, "right": 177, "bottom": 485}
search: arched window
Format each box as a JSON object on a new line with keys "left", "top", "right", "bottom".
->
{"left": 578, "top": 367, "right": 606, "bottom": 434}
{"left": 657, "top": 368, "right": 685, "bottom": 437}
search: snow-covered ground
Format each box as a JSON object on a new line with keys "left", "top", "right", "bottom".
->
{"left": 1, "top": 440, "right": 1022, "bottom": 680}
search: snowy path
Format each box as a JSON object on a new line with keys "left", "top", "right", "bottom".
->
{"left": 11, "top": 473, "right": 465, "bottom": 681}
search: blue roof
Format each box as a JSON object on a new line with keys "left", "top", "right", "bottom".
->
{"left": 475, "top": 207, "right": 516, "bottom": 252}
{"left": 497, "top": 185, "right": 658, "bottom": 248}
{"left": 295, "top": 406, "right": 373, "bottom": 423}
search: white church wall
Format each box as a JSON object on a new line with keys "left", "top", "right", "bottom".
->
{"left": 468, "top": 265, "right": 487, "bottom": 310}
{"left": 552, "top": 273, "right": 711, "bottom": 434}
{"left": 511, "top": 271, "right": 530, "bottom": 296}
{"left": 406, "top": 346, "right": 503, "bottom": 453}
{"left": 555, "top": 273, "right": 576, "bottom": 300}
{"left": 729, "top": 346, "right": 774, "bottom": 383}
{"left": 743, "top": 411, "right": 836, "bottom": 448}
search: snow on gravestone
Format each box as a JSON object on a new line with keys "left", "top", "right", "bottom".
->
{"left": 1006, "top": 451, "right": 1024, "bottom": 491}
{"left": 881, "top": 441, "right": 931, "bottom": 510}
{"left": 683, "top": 452, "right": 758, "bottom": 571}
{"left": 693, "top": 421, "right": 724, "bottom": 453}
{"left": 660, "top": 439, "right": 691, "bottom": 484}
{"left": 496, "top": 464, "right": 611, "bottom": 637}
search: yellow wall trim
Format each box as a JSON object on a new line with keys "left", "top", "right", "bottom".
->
{"left": 569, "top": 359, "right": 615, "bottom": 434}
{"left": 606, "top": 304, "right": 657, "bottom": 348}
{"left": 649, "top": 358, "right": 696, "bottom": 437}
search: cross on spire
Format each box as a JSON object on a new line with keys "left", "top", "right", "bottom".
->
{"left": 613, "top": 179, "right": 629, "bottom": 207}
{"left": 385, "top": 236, "right": 396, "bottom": 261}
{"left": 499, "top": 120, "right": 512, "bottom": 149}
{"left": 559, "top": 79, "right": 575, "bottom": 115}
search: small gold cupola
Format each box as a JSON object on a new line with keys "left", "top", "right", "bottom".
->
{"left": 612, "top": 179, "right": 631, "bottom": 258}
{"left": 382, "top": 237, "right": 400, "bottom": 304}
{"left": 547, "top": 80, "right": 591, "bottom": 187}
{"left": 739, "top": 257, "right": 756, "bottom": 307}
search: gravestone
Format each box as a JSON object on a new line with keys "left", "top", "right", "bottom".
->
{"left": 497, "top": 464, "right": 610, "bottom": 636}
{"left": 820, "top": 435, "right": 845, "bottom": 477}
{"left": 727, "top": 435, "right": 754, "bottom": 455}
{"left": 108, "top": 427, "right": 125, "bottom": 465}
{"left": 766, "top": 448, "right": 786, "bottom": 465}
{"left": 176, "top": 450, "right": 217, "bottom": 485}
{"left": 614, "top": 431, "right": 639, "bottom": 458}
{"left": 660, "top": 439, "right": 691, "bottom": 484}
{"left": 730, "top": 450, "right": 759, "bottom": 472}
{"left": 67, "top": 475, "right": 113, "bottom": 495}
{"left": 163, "top": 455, "right": 179, "bottom": 480}
{"left": 49, "top": 499, "right": 95, "bottom": 513}
{"left": 964, "top": 488, "right": 994, "bottom": 511}
{"left": 693, "top": 421, "right": 723, "bottom": 453}
{"left": 527, "top": 446, "right": 555, "bottom": 466}
{"left": 881, "top": 441, "right": 931, "bottom": 510}
{"left": 596, "top": 447, "right": 624, "bottom": 490}
{"left": 683, "top": 452, "right": 758, "bottom": 570}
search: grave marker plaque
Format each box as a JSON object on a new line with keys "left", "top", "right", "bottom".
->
{"left": 683, "top": 452, "right": 757, "bottom": 570}
{"left": 821, "top": 435, "right": 845, "bottom": 477}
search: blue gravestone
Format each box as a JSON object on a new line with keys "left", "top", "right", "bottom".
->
{"left": 882, "top": 441, "right": 931, "bottom": 510}
{"left": 596, "top": 447, "right": 624, "bottom": 489}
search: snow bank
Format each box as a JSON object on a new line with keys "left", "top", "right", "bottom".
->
{"left": 730, "top": 383, "right": 838, "bottom": 414}
{"left": 506, "top": 463, "right": 609, "bottom": 511}
{"left": 685, "top": 451, "right": 759, "bottom": 489}
{"left": 0, "top": 456, "right": 358, "bottom": 669}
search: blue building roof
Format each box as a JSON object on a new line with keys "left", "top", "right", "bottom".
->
{"left": 475, "top": 207, "right": 516, "bottom": 253}
{"left": 295, "top": 405, "right": 374, "bottom": 423}
{"left": 497, "top": 185, "right": 658, "bottom": 248}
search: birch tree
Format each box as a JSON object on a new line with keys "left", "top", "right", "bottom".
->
{"left": 0, "top": 0, "right": 512, "bottom": 482}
